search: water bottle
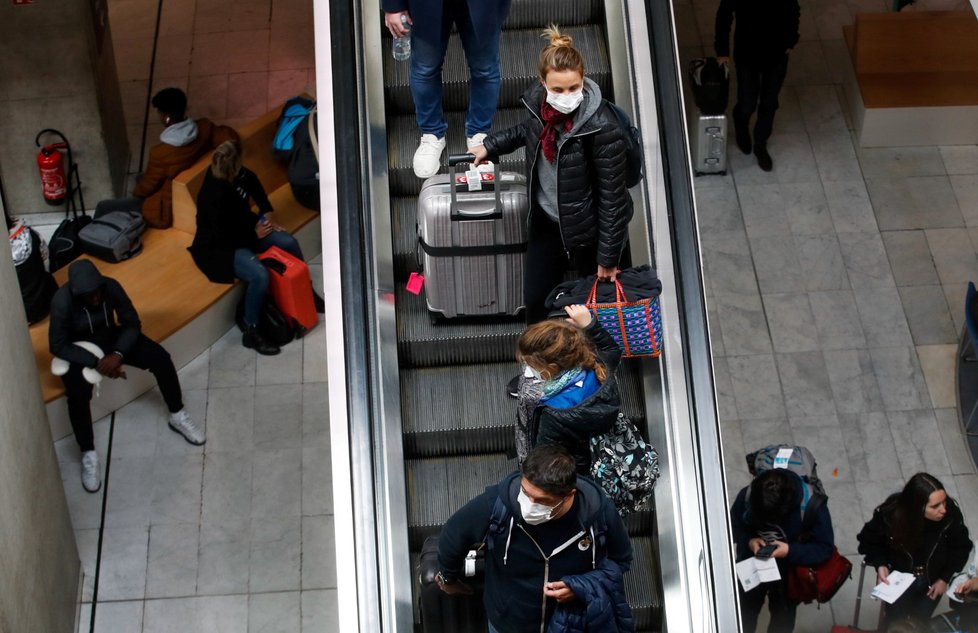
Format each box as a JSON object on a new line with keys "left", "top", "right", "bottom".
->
{"left": 392, "top": 14, "right": 411, "bottom": 61}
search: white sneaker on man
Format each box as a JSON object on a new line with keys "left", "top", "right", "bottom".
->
{"left": 168, "top": 409, "right": 206, "bottom": 445}
{"left": 413, "top": 134, "right": 447, "bottom": 179}
{"left": 81, "top": 450, "right": 101, "bottom": 493}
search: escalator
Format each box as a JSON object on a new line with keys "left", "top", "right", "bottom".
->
{"left": 317, "top": 0, "right": 742, "bottom": 632}
{"left": 381, "top": 1, "right": 660, "bottom": 630}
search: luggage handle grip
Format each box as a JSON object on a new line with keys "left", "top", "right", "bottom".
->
{"left": 448, "top": 153, "right": 501, "bottom": 217}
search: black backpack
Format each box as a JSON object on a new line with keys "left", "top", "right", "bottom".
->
{"left": 235, "top": 297, "right": 294, "bottom": 346}
{"left": 688, "top": 58, "right": 730, "bottom": 115}
{"left": 9, "top": 225, "right": 58, "bottom": 323}
{"left": 288, "top": 107, "right": 320, "bottom": 211}
{"left": 603, "top": 100, "right": 644, "bottom": 188}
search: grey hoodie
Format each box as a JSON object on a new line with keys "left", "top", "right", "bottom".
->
{"left": 535, "top": 77, "right": 603, "bottom": 222}
{"left": 160, "top": 118, "right": 199, "bottom": 147}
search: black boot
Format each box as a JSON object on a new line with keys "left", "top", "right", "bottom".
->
{"left": 243, "top": 325, "right": 281, "bottom": 356}
{"left": 754, "top": 145, "right": 773, "bottom": 172}
{"left": 312, "top": 289, "right": 325, "bottom": 314}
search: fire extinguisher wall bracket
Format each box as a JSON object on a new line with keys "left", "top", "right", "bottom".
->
{"left": 34, "top": 129, "right": 83, "bottom": 213}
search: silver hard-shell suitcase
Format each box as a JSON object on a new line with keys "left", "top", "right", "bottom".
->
{"left": 417, "top": 155, "right": 528, "bottom": 318}
{"left": 694, "top": 114, "right": 727, "bottom": 175}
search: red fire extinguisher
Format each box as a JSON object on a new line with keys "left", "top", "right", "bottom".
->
{"left": 35, "top": 129, "right": 72, "bottom": 205}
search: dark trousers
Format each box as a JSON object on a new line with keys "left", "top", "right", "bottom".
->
{"left": 524, "top": 211, "right": 599, "bottom": 325}
{"left": 739, "top": 579, "right": 797, "bottom": 633}
{"left": 883, "top": 576, "right": 939, "bottom": 625}
{"left": 62, "top": 334, "right": 182, "bottom": 452}
{"left": 733, "top": 54, "right": 790, "bottom": 149}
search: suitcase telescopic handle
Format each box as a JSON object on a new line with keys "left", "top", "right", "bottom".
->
{"left": 447, "top": 153, "right": 502, "bottom": 220}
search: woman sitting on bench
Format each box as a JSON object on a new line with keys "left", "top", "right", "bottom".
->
{"left": 189, "top": 140, "right": 324, "bottom": 356}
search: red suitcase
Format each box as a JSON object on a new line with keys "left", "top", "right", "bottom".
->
{"left": 259, "top": 246, "right": 318, "bottom": 336}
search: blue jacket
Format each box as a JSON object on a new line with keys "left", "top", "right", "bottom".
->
{"left": 439, "top": 472, "right": 633, "bottom": 633}
{"left": 730, "top": 477, "right": 834, "bottom": 567}
{"left": 381, "top": 0, "right": 512, "bottom": 47}
{"left": 547, "top": 558, "right": 635, "bottom": 633}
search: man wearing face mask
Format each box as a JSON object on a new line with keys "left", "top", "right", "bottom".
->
{"left": 435, "top": 444, "right": 633, "bottom": 633}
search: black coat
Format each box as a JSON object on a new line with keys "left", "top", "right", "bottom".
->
{"left": 438, "top": 472, "right": 633, "bottom": 633}
{"left": 530, "top": 321, "right": 622, "bottom": 475}
{"left": 714, "top": 0, "right": 800, "bottom": 67}
{"left": 483, "top": 81, "right": 633, "bottom": 268}
{"left": 189, "top": 167, "right": 273, "bottom": 284}
{"left": 857, "top": 494, "right": 972, "bottom": 584}
{"left": 48, "top": 260, "right": 141, "bottom": 368}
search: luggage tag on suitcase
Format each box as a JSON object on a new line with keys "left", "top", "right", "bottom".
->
{"left": 406, "top": 272, "right": 424, "bottom": 295}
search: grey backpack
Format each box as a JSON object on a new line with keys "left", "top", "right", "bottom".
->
{"left": 78, "top": 210, "right": 146, "bottom": 263}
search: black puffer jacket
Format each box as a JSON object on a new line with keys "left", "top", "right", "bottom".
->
{"left": 530, "top": 320, "right": 622, "bottom": 475}
{"left": 483, "top": 79, "right": 633, "bottom": 268}
{"left": 857, "top": 494, "right": 972, "bottom": 584}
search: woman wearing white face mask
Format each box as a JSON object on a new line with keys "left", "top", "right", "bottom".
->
{"left": 471, "top": 25, "right": 633, "bottom": 333}
{"left": 514, "top": 304, "right": 621, "bottom": 475}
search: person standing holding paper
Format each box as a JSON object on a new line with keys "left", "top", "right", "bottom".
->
{"left": 730, "top": 469, "right": 835, "bottom": 633}
{"left": 857, "top": 473, "right": 972, "bottom": 625}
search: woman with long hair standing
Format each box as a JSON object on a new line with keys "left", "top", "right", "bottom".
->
{"left": 858, "top": 472, "right": 972, "bottom": 624}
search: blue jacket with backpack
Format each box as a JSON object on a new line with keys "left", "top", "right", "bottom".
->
{"left": 438, "top": 472, "right": 633, "bottom": 633}
{"left": 546, "top": 557, "right": 634, "bottom": 633}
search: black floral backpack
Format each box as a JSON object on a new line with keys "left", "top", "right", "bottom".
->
{"left": 590, "top": 413, "right": 660, "bottom": 515}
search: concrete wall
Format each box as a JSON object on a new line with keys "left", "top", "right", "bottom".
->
{"left": 0, "top": 0, "right": 127, "bottom": 218}
{"left": 0, "top": 196, "right": 80, "bottom": 631}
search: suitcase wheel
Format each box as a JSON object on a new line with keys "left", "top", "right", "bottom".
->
{"left": 293, "top": 324, "right": 308, "bottom": 339}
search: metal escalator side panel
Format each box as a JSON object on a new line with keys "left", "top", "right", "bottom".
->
{"left": 318, "top": 0, "right": 414, "bottom": 631}
{"left": 604, "top": 0, "right": 739, "bottom": 631}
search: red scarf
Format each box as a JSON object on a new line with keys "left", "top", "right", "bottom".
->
{"left": 539, "top": 100, "right": 573, "bottom": 164}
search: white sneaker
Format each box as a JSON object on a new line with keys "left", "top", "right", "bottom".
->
{"left": 168, "top": 409, "right": 206, "bottom": 446}
{"left": 413, "top": 134, "right": 447, "bottom": 179}
{"left": 81, "top": 451, "right": 101, "bottom": 493}
{"left": 466, "top": 133, "right": 487, "bottom": 148}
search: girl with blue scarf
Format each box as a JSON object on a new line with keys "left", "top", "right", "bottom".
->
{"left": 515, "top": 305, "right": 622, "bottom": 474}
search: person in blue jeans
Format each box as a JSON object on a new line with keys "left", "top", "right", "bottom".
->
{"left": 189, "top": 141, "right": 324, "bottom": 356}
{"left": 383, "top": 0, "right": 512, "bottom": 178}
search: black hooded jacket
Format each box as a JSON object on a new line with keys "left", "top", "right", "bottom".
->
{"left": 438, "top": 472, "right": 633, "bottom": 633}
{"left": 530, "top": 321, "right": 622, "bottom": 475}
{"left": 482, "top": 79, "right": 633, "bottom": 268}
{"left": 857, "top": 494, "right": 972, "bottom": 584}
{"left": 48, "top": 260, "right": 141, "bottom": 368}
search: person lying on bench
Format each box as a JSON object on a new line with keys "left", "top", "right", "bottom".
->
{"left": 189, "top": 140, "right": 325, "bottom": 356}
{"left": 48, "top": 260, "right": 205, "bottom": 493}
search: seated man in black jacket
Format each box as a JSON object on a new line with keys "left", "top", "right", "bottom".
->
{"left": 436, "top": 443, "right": 634, "bottom": 633}
{"left": 49, "top": 260, "right": 205, "bottom": 493}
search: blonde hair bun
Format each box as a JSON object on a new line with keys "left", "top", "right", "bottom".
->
{"left": 542, "top": 25, "right": 574, "bottom": 48}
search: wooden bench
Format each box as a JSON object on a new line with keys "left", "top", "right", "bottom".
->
{"left": 30, "top": 98, "right": 320, "bottom": 440}
{"left": 843, "top": 11, "right": 978, "bottom": 146}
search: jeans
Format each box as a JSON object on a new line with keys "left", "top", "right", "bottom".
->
{"left": 883, "top": 575, "right": 940, "bottom": 625}
{"left": 233, "top": 230, "right": 304, "bottom": 327}
{"left": 410, "top": 0, "right": 502, "bottom": 138}
{"left": 738, "top": 577, "right": 797, "bottom": 633}
{"left": 62, "top": 334, "right": 182, "bottom": 452}
{"left": 733, "top": 54, "right": 790, "bottom": 148}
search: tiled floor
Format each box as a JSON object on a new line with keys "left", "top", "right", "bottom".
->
{"left": 55, "top": 258, "right": 338, "bottom": 632}
{"left": 681, "top": 0, "right": 978, "bottom": 628}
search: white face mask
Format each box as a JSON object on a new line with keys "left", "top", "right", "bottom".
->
{"left": 546, "top": 88, "right": 584, "bottom": 114}
{"left": 518, "top": 488, "right": 562, "bottom": 525}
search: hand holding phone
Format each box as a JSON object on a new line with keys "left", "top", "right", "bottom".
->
{"left": 755, "top": 543, "right": 777, "bottom": 560}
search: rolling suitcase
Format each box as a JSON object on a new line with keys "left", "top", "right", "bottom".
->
{"left": 831, "top": 561, "right": 882, "bottom": 633}
{"left": 418, "top": 535, "right": 486, "bottom": 633}
{"left": 258, "top": 245, "right": 318, "bottom": 336}
{"left": 694, "top": 114, "right": 728, "bottom": 176}
{"left": 417, "top": 154, "right": 528, "bottom": 319}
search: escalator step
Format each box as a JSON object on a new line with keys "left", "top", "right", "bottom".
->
{"left": 387, "top": 108, "right": 527, "bottom": 199}
{"left": 626, "top": 536, "right": 663, "bottom": 631}
{"left": 402, "top": 363, "right": 517, "bottom": 457}
{"left": 406, "top": 453, "right": 515, "bottom": 550}
{"left": 383, "top": 25, "right": 612, "bottom": 116}
{"left": 396, "top": 286, "right": 525, "bottom": 367}
{"left": 505, "top": 0, "right": 605, "bottom": 29}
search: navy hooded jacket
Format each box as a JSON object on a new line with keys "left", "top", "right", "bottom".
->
{"left": 438, "top": 472, "right": 632, "bottom": 633}
{"left": 546, "top": 558, "right": 634, "bottom": 633}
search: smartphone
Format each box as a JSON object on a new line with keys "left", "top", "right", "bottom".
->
{"left": 755, "top": 543, "right": 777, "bottom": 559}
